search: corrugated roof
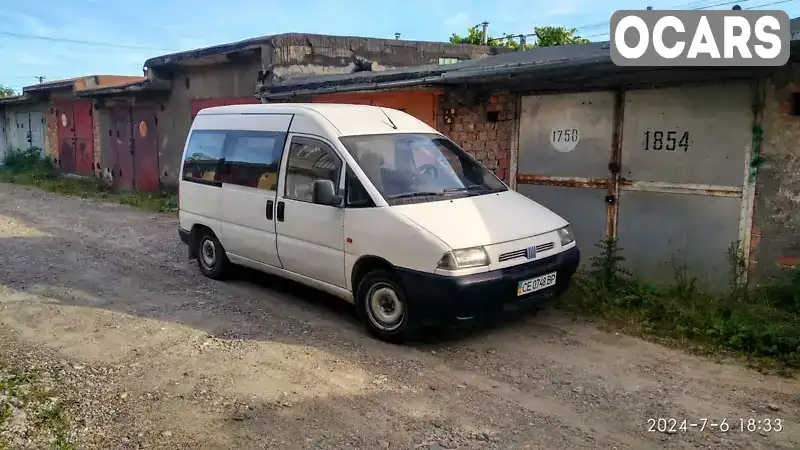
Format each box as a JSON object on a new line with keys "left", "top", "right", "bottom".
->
{"left": 259, "top": 41, "right": 612, "bottom": 97}
{"left": 260, "top": 24, "right": 800, "bottom": 99}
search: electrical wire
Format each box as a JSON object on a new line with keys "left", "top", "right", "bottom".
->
{"left": 580, "top": 0, "right": 795, "bottom": 40}
{"left": 0, "top": 31, "right": 176, "bottom": 51}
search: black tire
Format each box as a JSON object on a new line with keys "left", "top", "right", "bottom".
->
{"left": 195, "top": 229, "right": 229, "bottom": 280}
{"left": 355, "top": 269, "right": 420, "bottom": 343}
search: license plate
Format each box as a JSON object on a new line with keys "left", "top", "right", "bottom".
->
{"left": 517, "top": 272, "right": 557, "bottom": 296}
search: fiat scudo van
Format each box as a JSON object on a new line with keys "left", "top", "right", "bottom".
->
{"left": 178, "top": 103, "right": 580, "bottom": 342}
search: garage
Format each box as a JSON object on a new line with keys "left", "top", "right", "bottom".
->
{"left": 311, "top": 90, "right": 439, "bottom": 129}
{"left": 191, "top": 97, "right": 261, "bottom": 120}
{"left": 4, "top": 106, "right": 46, "bottom": 153}
{"left": 515, "top": 82, "right": 754, "bottom": 289}
{"left": 54, "top": 99, "right": 95, "bottom": 175}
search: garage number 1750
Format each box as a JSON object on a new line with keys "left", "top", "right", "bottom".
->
{"left": 644, "top": 130, "right": 690, "bottom": 152}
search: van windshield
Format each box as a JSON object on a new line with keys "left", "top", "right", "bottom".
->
{"left": 339, "top": 133, "right": 507, "bottom": 204}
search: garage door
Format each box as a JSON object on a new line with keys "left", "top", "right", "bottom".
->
{"left": 516, "top": 83, "right": 754, "bottom": 290}
{"left": 311, "top": 91, "right": 438, "bottom": 128}
{"left": 516, "top": 91, "right": 616, "bottom": 271}
{"left": 617, "top": 83, "right": 753, "bottom": 287}
{"left": 191, "top": 97, "right": 261, "bottom": 120}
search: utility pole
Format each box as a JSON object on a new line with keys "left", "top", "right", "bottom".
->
{"left": 519, "top": 34, "right": 527, "bottom": 51}
{"left": 395, "top": 32, "right": 401, "bottom": 40}
{"left": 34, "top": 76, "right": 45, "bottom": 83}
{"left": 480, "top": 21, "right": 489, "bottom": 45}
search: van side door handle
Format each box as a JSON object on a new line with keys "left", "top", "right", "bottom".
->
{"left": 266, "top": 199, "right": 274, "bottom": 220}
{"left": 276, "top": 201, "right": 285, "bottom": 222}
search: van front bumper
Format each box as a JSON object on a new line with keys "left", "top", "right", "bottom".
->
{"left": 396, "top": 246, "right": 580, "bottom": 327}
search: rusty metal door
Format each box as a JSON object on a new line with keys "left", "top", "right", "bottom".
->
{"left": 516, "top": 91, "right": 619, "bottom": 267}
{"left": 112, "top": 107, "right": 135, "bottom": 191}
{"left": 72, "top": 99, "right": 94, "bottom": 175}
{"left": 617, "top": 83, "right": 754, "bottom": 288}
{"left": 132, "top": 107, "right": 160, "bottom": 192}
{"left": 55, "top": 101, "right": 77, "bottom": 173}
{"left": 190, "top": 97, "right": 260, "bottom": 120}
{"left": 106, "top": 110, "right": 119, "bottom": 186}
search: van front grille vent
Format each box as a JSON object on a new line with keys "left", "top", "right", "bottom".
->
{"left": 498, "top": 242, "right": 555, "bottom": 262}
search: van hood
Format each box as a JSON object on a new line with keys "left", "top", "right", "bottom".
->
{"left": 393, "top": 190, "right": 569, "bottom": 249}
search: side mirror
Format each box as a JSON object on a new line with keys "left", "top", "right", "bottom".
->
{"left": 312, "top": 179, "right": 342, "bottom": 206}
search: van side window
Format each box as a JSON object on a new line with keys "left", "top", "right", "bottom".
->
{"left": 221, "top": 131, "right": 286, "bottom": 191}
{"left": 284, "top": 137, "right": 342, "bottom": 203}
{"left": 345, "top": 168, "right": 374, "bottom": 208}
{"left": 182, "top": 131, "right": 227, "bottom": 185}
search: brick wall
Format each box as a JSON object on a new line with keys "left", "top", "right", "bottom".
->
{"left": 751, "top": 65, "right": 800, "bottom": 280}
{"left": 436, "top": 90, "right": 516, "bottom": 184}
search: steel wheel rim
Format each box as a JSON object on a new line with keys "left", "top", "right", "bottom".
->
{"left": 366, "top": 283, "right": 405, "bottom": 332}
{"left": 200, "top": 238, "right": 216, "bottom": 270}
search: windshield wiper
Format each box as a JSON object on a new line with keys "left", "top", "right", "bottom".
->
{"left": 387, "top": 192, "right": 444, "bottom": 200}
{"left": 443, "top": 185, "right": 490, "bottom": 193}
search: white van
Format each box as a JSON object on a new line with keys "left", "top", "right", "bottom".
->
{"left": 178, "top": 103, "right": 579, "bottom": 342}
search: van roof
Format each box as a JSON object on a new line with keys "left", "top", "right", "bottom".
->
{"left": 196, "top": 103, "right": 436, "bottom": 136}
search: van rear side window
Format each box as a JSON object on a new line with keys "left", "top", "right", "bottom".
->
{"left": 220, "top": 131, "right": 286, "bottom": 191}
{"left": 182, "top": 131, "right": 226, "bottom": 185}
{"left": 182, "top": 130, "right": 287, "bottom": 190}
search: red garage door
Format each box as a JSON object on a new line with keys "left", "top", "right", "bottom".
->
{"left": 55, "top": 99, "right": 95, "bottom": 176}
{"left": 311, "top": 90, "right": 440, "bottom": 129}
{"left": 191, "top": 97, "right": 261, "bottom": 120}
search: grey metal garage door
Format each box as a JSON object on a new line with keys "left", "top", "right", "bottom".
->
{"left": 516, "top": 82, "right": 754, "bottom": 291}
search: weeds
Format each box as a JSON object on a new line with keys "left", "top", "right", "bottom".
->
{"left": 562, "top": 238, "right": 800, "bottom": 372}
{"left": 0, "top": 365, "right": 77, "bottom": 449}
{"left": 1, "top": 147, "right": 177, "bottom": 213}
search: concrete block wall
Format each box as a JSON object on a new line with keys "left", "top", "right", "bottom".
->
{"left": 751, "top": 65, "right": 800, "bottom": 280}
{"left": 436, "top": 90, "right": 516, "bottom": 184}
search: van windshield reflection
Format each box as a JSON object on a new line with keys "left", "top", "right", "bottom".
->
{"left": 339, "top": 133, "right": 507, "bottom": 204}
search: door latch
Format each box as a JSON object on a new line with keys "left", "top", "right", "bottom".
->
{"left": 605, "top": 194, "right": 616, "bottom": 205}
{"left": 266, "top": 200, "right": 274, "bottom": 220}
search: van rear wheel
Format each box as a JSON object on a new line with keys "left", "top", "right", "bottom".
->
{"left": 195, "top": 230, "right": 229, "bottom": 280}
{"left": 356, "top": 270, "right": 420, "bottom": 343}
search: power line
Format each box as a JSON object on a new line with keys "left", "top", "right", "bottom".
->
{"left": 580, "top": 0, "right": 795, "bottom": 40}
{"left": 575, "top": 0, "right": 748, "bottom": 30}
{"left": 746, "top": 0, "right": 795, "bottom": 7}
{"left": 0, "top": 31, "right": 176, "bottom": 51}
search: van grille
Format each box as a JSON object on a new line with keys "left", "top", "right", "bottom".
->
{"left": 498, "top": 242, "right": 555, "bottom": 262}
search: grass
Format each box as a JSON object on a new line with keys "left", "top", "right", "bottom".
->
{"left": 0, "top": 147, "right": 178, "bottom": 213}
{"left": 0, "top": 360, "right": 77, "bottom": 450}
{"left": 560, "top": 238, "right": 800, "bottom": 375}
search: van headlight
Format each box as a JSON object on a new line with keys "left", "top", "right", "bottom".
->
{"left": 437, "top": 246, "right": 490, "bottom": 270}
{"left": 557, "top": 225, "right": 575, "bottom": 246}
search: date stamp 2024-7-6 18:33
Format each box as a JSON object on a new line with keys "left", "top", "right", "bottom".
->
{"left": 647, "top": 418, "right": 784, "bottom": 433}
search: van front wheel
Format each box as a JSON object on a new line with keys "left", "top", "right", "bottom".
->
{"left": 356, "top": 270, "right": 420, "bottom": 343}
{"left": 195, "top": 230, "right": 229, "bottom": 280}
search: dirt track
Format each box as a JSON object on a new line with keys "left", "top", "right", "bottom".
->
{"left": 0, "top": 182, "right": 797, "bottom": 450}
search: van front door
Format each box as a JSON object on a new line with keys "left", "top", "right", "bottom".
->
{"left": 275, "top": 135, "right": 346, "bottom": 288}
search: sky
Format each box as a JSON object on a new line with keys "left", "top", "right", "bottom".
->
{"left": 1, "top": 0, "right": 799, "bottom": 93}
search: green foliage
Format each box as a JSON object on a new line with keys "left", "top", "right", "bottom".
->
{"left": 0, "top": 148, "right": 177, "bottom": 213}
{"left": 449, "top": 24, "right": 590, "bottom": 49}
{"left": 0, "top": 85, "right": 16, "bottom": 98}
{"left": 562, "top": 238, "right": 800, "bottom": 372}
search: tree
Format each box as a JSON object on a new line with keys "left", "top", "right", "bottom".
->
{"left": 450, "top": 25, "right": 590, "bottom": 49}
{"left": 0, "top": 85, "right": 17, "bottom": 98}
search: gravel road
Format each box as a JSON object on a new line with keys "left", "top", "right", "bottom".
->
{"left": 0, "top": 182, "right": 797, "bottom": 450}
